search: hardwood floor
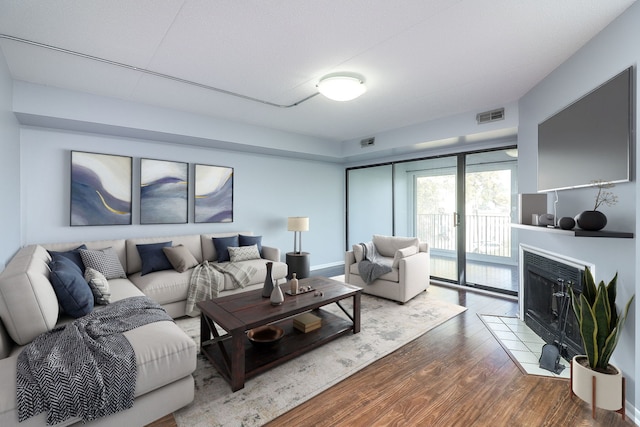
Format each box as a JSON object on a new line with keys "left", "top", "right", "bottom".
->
{"left": 148, "top": 285, "right": 633, "bottom": 427}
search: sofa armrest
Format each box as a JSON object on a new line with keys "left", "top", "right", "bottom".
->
{"left": 262, "top": 246, "right": 280, "bottom": 262}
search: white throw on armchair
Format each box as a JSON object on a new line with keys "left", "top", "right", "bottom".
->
{"left": 344, "top": 234, "right": 430, "bottom": 303}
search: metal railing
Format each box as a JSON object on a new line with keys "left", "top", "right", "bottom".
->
{"left": 416, "top": 213, "right": 512, "bottom": 257}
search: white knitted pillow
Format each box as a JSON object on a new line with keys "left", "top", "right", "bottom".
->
{"left": 84, "top": 267, "right": 111, "bottom": 305}
{"left": 228, "top": 244, "right": 261, "bottom": 262}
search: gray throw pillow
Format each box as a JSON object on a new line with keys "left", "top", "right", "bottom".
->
{"left": 79, "top": 247, "right": 127, "bottom": 279}
{"left": 163, "top": 245, "right": 199, "bottom": 272}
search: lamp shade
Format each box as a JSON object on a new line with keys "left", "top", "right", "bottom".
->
{"left": 317, "top": 75, "right": 366, "bottom": 101}
{"left": 287, "top": 217, "right": 309, "bottom": 232}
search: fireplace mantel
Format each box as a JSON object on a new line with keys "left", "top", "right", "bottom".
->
{"left": 511, "top": 223, "right": 633, "bottom": 238}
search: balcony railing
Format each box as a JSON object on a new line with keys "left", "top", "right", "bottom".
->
{"left": 416, "top": 213, "right": 512, "bottom": 258}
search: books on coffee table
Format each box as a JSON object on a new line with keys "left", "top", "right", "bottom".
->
{"left": 293, "top": 312, "right": 321, "bottom": 333}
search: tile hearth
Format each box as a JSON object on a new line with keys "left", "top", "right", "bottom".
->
{"left": 480, "top": 314, "right": 570, "bottom": 379}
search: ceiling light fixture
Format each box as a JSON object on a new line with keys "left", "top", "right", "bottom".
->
{"left": 317, "top": 73, "right": 367, "bottom": 101}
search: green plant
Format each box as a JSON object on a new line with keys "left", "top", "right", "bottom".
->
{"left": 570, "top": 267, "right": 634, "bottom": 372}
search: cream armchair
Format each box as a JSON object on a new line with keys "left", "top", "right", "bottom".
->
{"left": 344, "top": 234, "right": 430, "bottom": 303}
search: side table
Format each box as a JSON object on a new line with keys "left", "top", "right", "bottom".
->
{"left": 286, "top": 252, "right": 310, "bottom": 279}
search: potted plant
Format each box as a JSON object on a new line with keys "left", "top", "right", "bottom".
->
{"left": 569, "top": 266, "right": 634, "bottom": 417}
{"left": 575, "top": 180, "right": 618, "bottom": 231}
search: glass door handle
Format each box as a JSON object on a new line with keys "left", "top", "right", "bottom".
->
{"left": 453, "top": 212, "right": 461, "bottom": 227}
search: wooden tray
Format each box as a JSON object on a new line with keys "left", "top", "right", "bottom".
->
{"left": 285, "top": 286, "right": 315, "bottom": 296}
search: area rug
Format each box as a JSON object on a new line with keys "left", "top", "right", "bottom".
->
{"left": 174, "top": 290, "right": 466, "bottom": 427}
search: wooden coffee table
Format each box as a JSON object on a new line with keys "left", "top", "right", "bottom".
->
{"left": 197, "top": 276, "right": 362, "bottom": 391}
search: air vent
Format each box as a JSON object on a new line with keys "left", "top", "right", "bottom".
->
{"left": 476, "top": 108, "right": 505, "bottom": 124}
{"left": 360, "top": 137, "right": 375, "bottom": 148}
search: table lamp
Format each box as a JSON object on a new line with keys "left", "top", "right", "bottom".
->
{"left": 287, "top": 217, "right": 309, "bottom": 254}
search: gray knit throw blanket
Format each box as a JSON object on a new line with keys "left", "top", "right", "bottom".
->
{"left": 17, "top": 296, "right": 173, "bottom": 425}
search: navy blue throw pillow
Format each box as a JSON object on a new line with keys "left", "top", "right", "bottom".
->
{"left": 239, "top": 235, "right": 262, "bottom": 256}
{"left": 48, "top": 244, "right": 88, "bottom": 272}
{"left": 49, "top": 254, "right": 94, "bottom": 318}
{"left": 212, "top": 235, "right": 239, "bottom": 263}
{"left": 136, "top": 241, "right": 173, "bottom": 276}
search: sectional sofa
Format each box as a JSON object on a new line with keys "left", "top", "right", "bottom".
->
{"left": 0, "top": 231, "right": 288, "bottom": 426}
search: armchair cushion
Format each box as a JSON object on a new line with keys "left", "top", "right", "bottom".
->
{"left": 392, "top": 245, "right": 418, "bottom": 268}
{"left": 372, "top": 235, "right": 419, "bottom": 257}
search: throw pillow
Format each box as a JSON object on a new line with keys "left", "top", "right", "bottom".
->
{"left": 48, "top": 244, "right": 87, "bottom": 272}
{"left": 212, "top": 235, "right": 239, "bottom": 263}
{"left": 49, "top": 254, "right": 94, "bottom": 318}
{"left": 136, "top": 241, "right": 173, "bottom": 276}
{"left": 84, "top": 267, "right": 111, "bottom": 305}
{"left": 392, "top": 245, "right": 419, "bottom": 268}
{"left": 239, "top": 234, "right": 263, "bottom": 256}
{"left": 163, "top": 244, "right": 199, "bottom": 273}
{"left": 79, "top": 247, "right": 127, "bottom": 279}
{"left": 228, "top": 244, "right": 261, "bottom": 262}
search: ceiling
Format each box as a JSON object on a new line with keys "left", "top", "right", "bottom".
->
{"left": 0, "top": 0, "right": 636, "bottom": 143}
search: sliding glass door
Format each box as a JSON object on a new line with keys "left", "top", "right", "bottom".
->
{"left": 409, "top": 157, "right": 459, "bottom": 282}
{"left": 464, "top": 150, "right": 518, "bottom": 294}
{"left": 346, "top": 147, "right": 518, "bottom": 295}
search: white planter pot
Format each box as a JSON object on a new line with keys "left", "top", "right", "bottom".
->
{"left": 571, "top": 355, "right": 623, "bottom": 411}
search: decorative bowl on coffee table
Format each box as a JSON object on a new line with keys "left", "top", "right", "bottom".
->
{"left": 247, "top": 325, "right": 284, "bottom": 347}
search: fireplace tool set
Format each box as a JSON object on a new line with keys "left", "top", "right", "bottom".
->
{"left": 539, "top": 279, "right": 571, "bottom": 374}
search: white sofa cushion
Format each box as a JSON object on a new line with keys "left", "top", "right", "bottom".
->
{"left": 128, "top": 270, "right": 191, "bottom": 305}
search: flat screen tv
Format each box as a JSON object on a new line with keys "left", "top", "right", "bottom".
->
{"left": 537, "top": 67, "right": 633, "bottom": 192}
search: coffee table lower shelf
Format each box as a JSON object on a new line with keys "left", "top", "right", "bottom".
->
{"left": 201, "top": 308, "right": 353, "bottom": 388}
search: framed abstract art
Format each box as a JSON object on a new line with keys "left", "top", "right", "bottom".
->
{"left": 140, "top": 158, "right": 188, "bottom": 224}
{"left": 194, "top": 164, "right": 233, "bottom": 223}
{"left": 70, "top": 151, "right": 132, "bottom": 226}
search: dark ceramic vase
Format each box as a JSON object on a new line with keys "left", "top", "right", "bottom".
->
{"left": 575, "top": 210, "right": 607, "bottom": 231}
{"left": 262, "top": 261, "right": 274, "bottom": 298}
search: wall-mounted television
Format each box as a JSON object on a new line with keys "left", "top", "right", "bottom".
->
{"left": 537, "top": 66, "right": 633, "bottom": 192}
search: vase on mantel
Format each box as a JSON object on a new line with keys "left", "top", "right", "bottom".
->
{"left": 262, "top": 261, "right": 274, "bottom": 298}
{"left": 575, "top": 210, "right": 607, "bottom": 231}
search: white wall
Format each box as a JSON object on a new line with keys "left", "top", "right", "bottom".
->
{"left": 19, "top": 126, "right": 345, "bottom": 268}
{"left": 0, "top": 47, "right": 21, "bottom": 269}
{"left": 518, "top": 2, "right": 639, "bottom": 412}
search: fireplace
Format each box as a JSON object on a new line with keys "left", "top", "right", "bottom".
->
{"left": 520, "top": 246, "right": 587, "bottom": 360}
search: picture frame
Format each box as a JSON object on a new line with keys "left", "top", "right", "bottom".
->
{"left": 194, "top": 164, "right": 234, "bottom": 223}
{"left": 140, "top": 158, "right": 188, "bottom": 224}
{"left": 70, "top": 151, "right": 132, "bottom": 226}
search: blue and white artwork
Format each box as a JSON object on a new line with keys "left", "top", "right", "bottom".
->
{"left": 195, "top": 164, "right": 233, "bottom": 223}
{"left": 140, "top": 159, "right": 188, "bottom": 224}
{"left": 71, "top": 151, "right": 132, "bottom": 226}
